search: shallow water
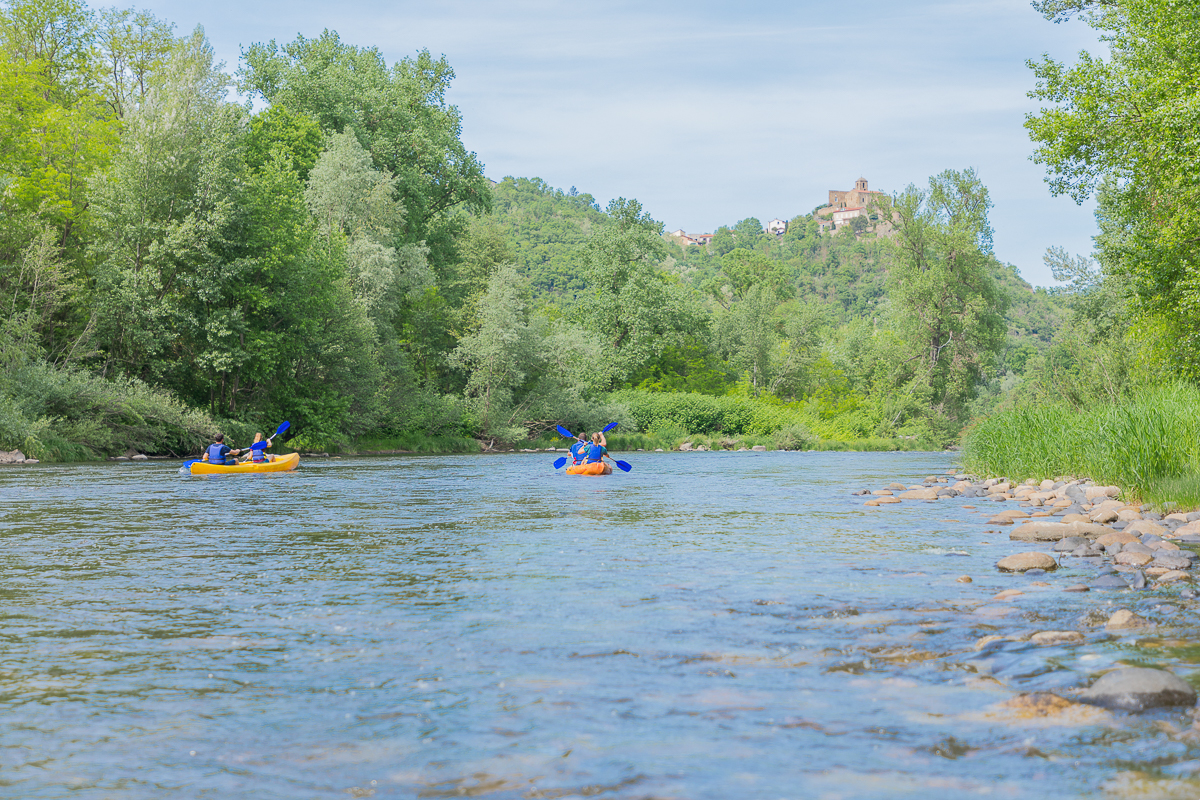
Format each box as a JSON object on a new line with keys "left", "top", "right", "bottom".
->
{"left": 3, "top": 451, "right": 1200, "bottom": 799}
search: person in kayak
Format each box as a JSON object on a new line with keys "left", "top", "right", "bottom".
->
{"left": 569, "top": 435, "right": 588, "bottom": 466}
{"left": 202, "top": 434, "right": 242, "bottom": 466}
{"left": 239, "top": 431, "right": 276, "bottom": 464}
{"left": 584, "top": 431, "right": 608, "bottom": 465}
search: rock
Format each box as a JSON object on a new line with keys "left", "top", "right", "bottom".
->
{"left": 23, "top": 458, "right": 38, "bottom": 464}
{"left": 997, "top": 552, "right": 1058, "bottom": 572}
{"left": 1064, "top": 584, "right": 1090, "bottom": 592}
{"left": 851, "top": 489, "right": 870, "bottom": 496}
{"left": 1106, "top": 609, "right": 1151, "bottom": 630}
{"left": 1157, "top": 570, "right": 1192, "bottom": 584}
{"left": 1125, "top": 520, "right": 1168, "bottom": 538}
{"left": 131, "top": 453, "right": 149, "bottom": 461}
{"left": 1053, "top": 536, "right": 1088, "bottom": 552}
{"left": 1122, "top": 542, "right": 1154, "bottom": 555}
{"left": 1031, "top": 630, "right": 1085, "bottom": 645}
{"left": 751, "top": 445, "right": 766, "bottom": 452}
{"left": 1086, "top": 485, "right": 1121, "bottom": 500}
{"left": 1153, "top": 554, "right": 1193, "bottom": 571}
{"left": 1092, "top": 575, "right": 1129, "bottom": 589}
{"left": 886, "top": 482, "right": 907, "bottom": 491}
{"left": 1079, "top": 667, "right": 1196, "bottom": 711}
{"left": 993, "top": 588, "right": 1025, "bottom": 600}
{"left": 0, "top": 449, "right": 26, "bottom": 464}
{"left": 1096, "top": 530, "right": 1139, "bottom": 548}
{"left": 654, "top": 448, "right": 664, "bottom": 452}
{"left": 1039, "top": 479, "right": 1055, "bottom": 491}
{"left": 695, "top": 445, "right": 708, "bottom": 452}
{"left": 956, "top": 575, "right": 973, "bottom": 583}
{"left": 1010, "top": 520, "right": 1108, "bottom": 542}
{"left": 898, "top": 488, "right": 939, "bottom": 500}
{"left": 1130, "top": 570, "right": 1148, "bottom": 589}
{"left": 679, "top": 442, "right": 694, "bottom": 451}
{"left": 865, "top": 497, "right": 902, "bottom": 506}
{"left": 1115, "top": 551, "right": 1153, "bottom": 567}
{"left": 1118, "top": 509, "right": 1144, "bottom": 522}
{"left": 986, "top": 515, "right": 1015, "bottom": 525}
{"left": 989, "top": 482, "right": 1012, "bottom": 494}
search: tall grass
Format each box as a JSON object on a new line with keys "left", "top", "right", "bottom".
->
{"left": 962, "top": 383, "right": 1200, "bottom": 501}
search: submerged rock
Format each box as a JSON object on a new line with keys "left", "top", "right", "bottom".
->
{"left": 1105, "top": 609, "right": 1151, "bottom": 631}
{"left": 1030, "top": 630, "right": 1085, "bottom": 645}
{"left": 1079, "top": 667, "right": 1197, "bottom": 711}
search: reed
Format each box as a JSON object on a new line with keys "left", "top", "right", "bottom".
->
{"left": 962, "top": 383, "right": 1200, "bottom": 504}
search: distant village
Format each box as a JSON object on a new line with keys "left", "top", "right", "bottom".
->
{"left": 669, "top": 177, "right": 893, "bottom": 246}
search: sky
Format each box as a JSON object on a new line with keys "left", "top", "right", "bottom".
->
{"left": 137, "top": 0, "right": 1102, "bottom": 286}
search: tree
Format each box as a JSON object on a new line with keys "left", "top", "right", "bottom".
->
{"left": 94, "top": 7, "right": 176, "bottom": 118}
{"left": 1026, "top": 0, "right": 1200, "bottom": 377}
{"left": 888, "top": 168, "right": 1008, "bottom": 422}
{"left": 578, "top": 198, "right": 694, "bottom": 386}
{"left": 733, "top": 217, "right": 763, "bottom": 247}
{"left": 709, "top": 226, "right": 735, "bottom": 256}
{"left": 239, "top": 30, "right": 490, "bottom": 238}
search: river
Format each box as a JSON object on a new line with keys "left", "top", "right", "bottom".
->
{"left": 3, "top": 451, "right": 1198, "bottom": 799}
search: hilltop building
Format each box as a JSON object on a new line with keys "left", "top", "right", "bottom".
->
{"left": 767, "top": 218, "right": 787, "bottom": 236}
{"left": 826, "top": 178, "right": 887, "bottom": 213}
{"left": 669, "top": 229, "right": 714, "bottom": 246}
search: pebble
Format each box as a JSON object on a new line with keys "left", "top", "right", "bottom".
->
{"left": 1092, "top": 575, "right": 1129, "bottom": 589}
{"left": 956, "top": 575, "right": 972, "bottom": 583}
{"left": 1063, "top": 584, "right": 1090, "bottom": 592}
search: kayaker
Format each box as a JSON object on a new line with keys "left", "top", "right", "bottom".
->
{"left": 584, "top": 431, "right": 609, "bottom": 465}
{"left": 240, "top": 431, "right": 276, "bottom": 464}
{"left": 202, "top": 434, "right": 242, "bottom": 466}
{"left": 569, "top": 435, "right": 588, "bottom": 466}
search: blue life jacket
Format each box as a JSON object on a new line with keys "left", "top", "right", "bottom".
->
{"left": 585, "top": 443, "right": 607, "bottom": 464}
{"left": 569, "top": 441, "right": 586, "bottom": 465}
{"left": 250, "top": 444, "right": 266, "bottom": 463}
{"left": 206, "top": 442, "right": 230, "bottom": 465}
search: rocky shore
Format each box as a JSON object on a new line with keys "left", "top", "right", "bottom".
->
{"left": 857, "top": 473, "right": 1200, "bottom": 716}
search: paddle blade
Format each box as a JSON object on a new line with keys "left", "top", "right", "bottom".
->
{"left": 273, "top": 420, "right": 291, "bottom": 438}
{"left": 615, "top": 459, "right": 632, "bottom": 472}
{"left": 553, "top": 456, "right": 567, "bottom": 469}
{"left": 603, "top": 422, "right": 618, "bottom": 433}
{"left": 556, "top": 424, "right": 574, "bottom": 439}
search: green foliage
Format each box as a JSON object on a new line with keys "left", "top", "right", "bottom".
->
{"left": 889, "top": 168, "right": 1009, "bottom": 421}
{"left": 1026, "top": 1, "right": 1200, "bottom": 378}
{"left": 963, "top": 384, "right": 1200, "bottom": 500}
{"left": 0, "top": 360, "right": 219, "bottom": 460}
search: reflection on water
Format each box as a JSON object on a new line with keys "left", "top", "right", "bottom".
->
{"left": 2, "top": 451, "right": 1199, "bottom": 798}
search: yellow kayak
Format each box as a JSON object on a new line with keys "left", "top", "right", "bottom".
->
{"left": 190, "top": 452, "right": 300, "bottom": 475}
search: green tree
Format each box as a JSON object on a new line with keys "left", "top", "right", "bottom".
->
{"left": 94, "top": 6, "right": 176, "bottom": 118}
{"left": 578, "top": 198, "right": 694, "bottom": 386}
{"left": 888, "top": 168, "right": 1008, "bottom": 422}
{"left": 1026, "top": 0, "right": 1200, "bottom": 377}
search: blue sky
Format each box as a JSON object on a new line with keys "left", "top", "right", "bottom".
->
{"left": 140, "top": 0, "right": 1101, "bottom": 286}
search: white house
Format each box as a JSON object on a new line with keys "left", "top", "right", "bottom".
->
{"left": 767, "top": 218, "right": 787, "bottom": 236}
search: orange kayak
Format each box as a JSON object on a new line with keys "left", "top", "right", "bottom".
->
{"left": 566, "top": 462, "right": 612, "bottom": 476}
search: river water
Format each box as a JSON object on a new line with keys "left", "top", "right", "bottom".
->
{"left": 3, "top": 451, "right": 1200, "bottom": 799}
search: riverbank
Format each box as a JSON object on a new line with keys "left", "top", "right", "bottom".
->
{"left": 961, "top": 384, "right": 1200, "bottom": 510}
{"left": 859, "top": 471, "right": 1200, "bottom": 711}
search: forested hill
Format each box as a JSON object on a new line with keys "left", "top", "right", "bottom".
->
{"left": 488, "top": 174, "right": 1062, "bottom": 362}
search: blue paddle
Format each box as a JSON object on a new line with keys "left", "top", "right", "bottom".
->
{"left": 181, "top": 421, "right": 290, "bottom": 470}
